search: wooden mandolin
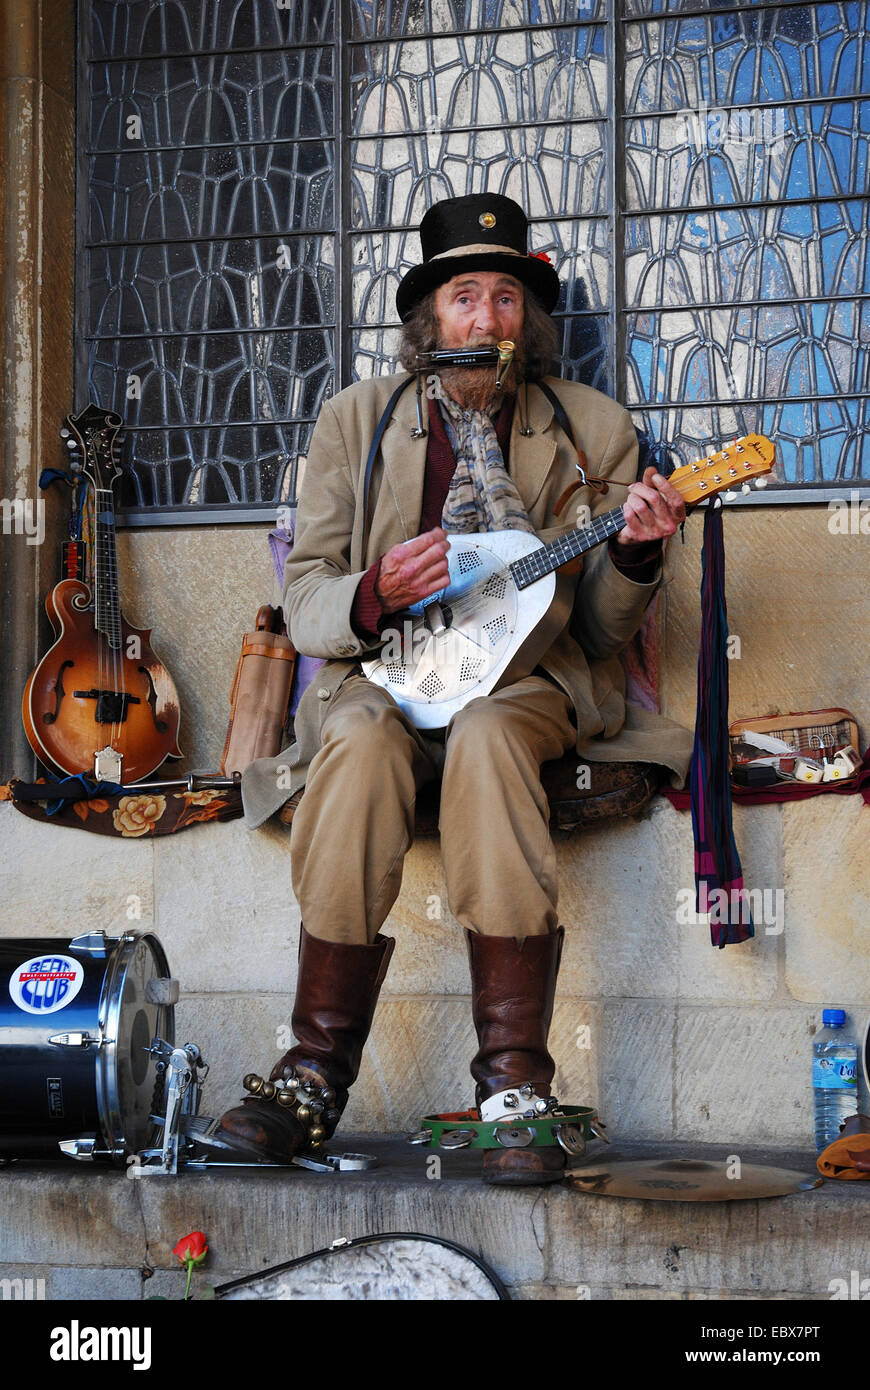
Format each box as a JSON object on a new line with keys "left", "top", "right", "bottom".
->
{"left": 22, "top": 404, "right": 182, "bottom": 782}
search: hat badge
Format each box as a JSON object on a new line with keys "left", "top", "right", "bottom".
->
{"left": 479, "top": 211, "right": 497, "bottom": 229}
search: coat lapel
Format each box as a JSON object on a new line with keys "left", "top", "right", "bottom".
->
{"left": 376, "top": 381, "right": 429, "bottom": 544}
{"left": 509, "top": 381, "right": 559, "bottom": 515}
{"left": 369, "top": 376, "right": 563, "bottom": 554}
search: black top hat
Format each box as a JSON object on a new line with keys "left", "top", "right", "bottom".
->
{"left": 395, "top": 193, "right": 561, "bottom": 322}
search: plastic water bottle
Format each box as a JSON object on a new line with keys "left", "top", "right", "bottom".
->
{"left": 812, "top": 1009, "right": 859, "bottom": 1152}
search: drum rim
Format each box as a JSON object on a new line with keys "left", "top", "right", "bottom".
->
{"left": 96, "top": 930, "right": 174, "bottom": 1155}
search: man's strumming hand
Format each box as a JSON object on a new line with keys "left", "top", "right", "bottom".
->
{"left": 374, "top": 528, "right": 451, "bottom": 614}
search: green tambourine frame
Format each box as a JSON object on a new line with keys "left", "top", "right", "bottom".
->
{"left": 412, "top": 1105, "right": 602, "bottom": 1153}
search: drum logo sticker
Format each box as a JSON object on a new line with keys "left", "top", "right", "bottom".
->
{"left": 9, "top": 955, "right": 84, "bottom": 1014}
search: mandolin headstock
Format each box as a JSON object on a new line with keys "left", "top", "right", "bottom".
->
{"left": 669, "top": 433, "right": 776, "bottom": 507}
{"left": 61, "top": 403, "right": 126, "bottom": 494}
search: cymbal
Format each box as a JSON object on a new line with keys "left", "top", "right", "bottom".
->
{"left": 568, "top": 1157, "right": 822, "bottom": 1201}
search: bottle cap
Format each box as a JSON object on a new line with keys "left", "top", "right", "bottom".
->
{"left": 822, "top": 1008, "right": 846, "bottom": 1026}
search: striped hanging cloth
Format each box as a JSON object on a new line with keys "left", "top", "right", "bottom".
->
{"left": 691, "top": 502, "right": 754, "bottom": 947}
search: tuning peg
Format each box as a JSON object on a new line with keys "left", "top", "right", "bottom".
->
{"left": 59, "top": 428, "right": 70, "bottom": 439}
{"left": 66, "top": 438, "right": 77, "bottom": 450}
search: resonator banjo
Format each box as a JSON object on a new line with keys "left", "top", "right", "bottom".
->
{"left": 362, "top": 434, "right": 774, "bottom": 730}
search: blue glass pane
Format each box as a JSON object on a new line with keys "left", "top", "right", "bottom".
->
{"left": 625, "top": 100, "right": 870, "bottom": 211}
{"left": 639, "top": 397, "right": 870, "bottom": 487}
{"left": 89, "top": 0, "right": 336, "bottom": 58}
{"left": 626, "top": 299, "right": 870, "bottom": 408}
{"left": 353, "top": 29, "right": 606, "bottom": 136}
{"left": 626, "top": 199, "right": 870, "bottom": 306}
{"left": 625, "top": 6, "right": 870, "bottom": 111}
{"left": 350, "top": 0, "right": 605, "bottom": 39}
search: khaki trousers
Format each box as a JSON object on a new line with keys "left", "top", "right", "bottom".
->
{"left": 289, "top": 673, "right": 577, "bottom": 944}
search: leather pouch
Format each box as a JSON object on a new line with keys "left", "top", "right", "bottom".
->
{"left": 221, "top": 606, "right": 296, "bottom": 776}
{"left": 729, "top": 707, "right": 862, "bottom": 789}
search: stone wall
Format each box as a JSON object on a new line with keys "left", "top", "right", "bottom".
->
{"left": 2, "top": 505, "right": 867, "bottom": 1145}
{"left": 0, "top": 0, "right": 867, "bottom": 1157}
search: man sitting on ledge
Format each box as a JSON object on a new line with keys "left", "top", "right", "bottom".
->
{"left": 219, "top": 192, "right": 692, "bottom": 1183}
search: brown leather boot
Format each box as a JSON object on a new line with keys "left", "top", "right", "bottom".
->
{"left": 214, "top": 926, "right": 394, "bottom": 1163}
{"left": 466, "top": 927, "right": 566, "bottom": 1186}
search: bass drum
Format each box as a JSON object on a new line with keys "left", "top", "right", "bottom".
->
{"left": 0, "top": 931, "right": 174, "bottom": 1160}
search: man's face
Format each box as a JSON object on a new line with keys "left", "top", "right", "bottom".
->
{"left": 432, "top": 271, "right": 524, "bottom": 409}
{"left": 433, "top": 271, "right": 525, "bottom": 350}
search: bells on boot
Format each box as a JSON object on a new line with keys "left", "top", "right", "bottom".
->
{"left": 214, "top": 926, "right": 394, "bottom": 1164}
{"left": 243, "top": 1069, "right": 334, "bottom": 1148}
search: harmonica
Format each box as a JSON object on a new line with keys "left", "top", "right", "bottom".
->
{"left": 415, "top": 338, "right": 516, "bottom": 382}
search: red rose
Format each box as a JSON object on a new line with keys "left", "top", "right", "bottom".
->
{"left": 529, "top": 251, "right": 552, "bottom": 263}
{"left": 173, "top": 1230, "right": 209, "bottom": 1266}
{"left": 173, "top": 1230, "right": 209, "bottom": 1299}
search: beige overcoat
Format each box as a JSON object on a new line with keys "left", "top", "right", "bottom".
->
{"left": 240, "top": 373, "right": 693, "bottom": 827}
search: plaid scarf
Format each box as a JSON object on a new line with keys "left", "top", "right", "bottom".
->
{"left": 438, "top": 393, "right": 535, "bottom": 535}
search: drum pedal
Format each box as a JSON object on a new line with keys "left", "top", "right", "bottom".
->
{"left": 128, "top": 1039, "right": 210, "bottom": 1177}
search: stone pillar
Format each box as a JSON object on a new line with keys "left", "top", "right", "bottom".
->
{"left": 0, "top": 0, "right": 75, "bottom": 775}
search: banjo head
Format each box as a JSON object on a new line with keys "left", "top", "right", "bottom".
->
{"left": 362, "top": 532, "right": 553, "bottom": 729}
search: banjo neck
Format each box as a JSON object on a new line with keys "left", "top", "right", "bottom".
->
{"left": 510, "top": 505, "right": 626, "bottom": 590}
{"left": 510, "top": 432, "right": 776, "bottom": 592}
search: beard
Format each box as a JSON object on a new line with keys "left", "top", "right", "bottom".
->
{"left": 434, "top": 336, "right": 525, "bottom": 413}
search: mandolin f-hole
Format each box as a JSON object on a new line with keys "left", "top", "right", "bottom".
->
{"left": 138, "top": 666, "right": 169, "bottom": 733}
{"left": 42, "top": 659, "right": 74, "bottom": 725}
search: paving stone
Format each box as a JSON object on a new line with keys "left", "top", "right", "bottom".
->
{"left": 601, "top": 1001, "right": 676, "bottom": 1139}
{"left": 674, "top": 1006, "right": 817, "bottom": 1145}
{"left": 134, "top": 1166, "right": 548, "bottom": 1286}
{"left": 508, "top": 1283, "right": 822, "bottom": 1300}
{"left": 675, "top": 803, "right": 783, "bottom": 1002}
{"left": 505, "top": 1282, "right": 595, "bottom": 1300}
{"left": 174, "top": 992, "right": 468, "bottom": 1133}
{"left": 172, "top": 992, "right": 298, "bottom": 1124}
{"left": 0, "top": 1265, "right": 49, "bottom": 1302}
{"left": 551, "top": 999, "right": 601, "bottom": 1105}
{"left": 556, "top": 807, "right": 682, "bottom": 1000}
{"left": 0, "top": 804, "right": 153, "bottom": 936}
{"left": 0, "top": 1170, "right": 144, "bottom": 1265}
{"left": 782, "top": 796, "right": 870, "bottom": 1006}
{"left": 660, "top": 508, "right": 870, "bottom": 743}
{"left": 380, "top": 998, "right": 477, "bottom": 1123}
{"left": 543, "top": 1170, "right": 866, "bottom": 1294}
{"left": 558, "top": 800, "right": 780, "bottom": 1004}
{"left": 47, "top": 1266, "right": 143, "bottom": 1301}
{"left": 383, "top": 839, "right": 470, "bottom": 996}
{"left": 1, "top": 1141, "right": 863, "bottom": 1300}
{"left": 152, "top": 816, "right": 300, "bottom": 994}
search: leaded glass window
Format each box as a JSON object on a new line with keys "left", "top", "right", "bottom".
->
{"left": 78, "top": 0, "right": 870, "bottom": 523}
